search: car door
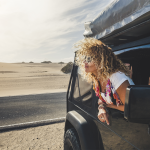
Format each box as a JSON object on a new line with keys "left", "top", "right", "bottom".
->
{"left": 69, "top": 56, "right": 150, "bottom": 150}
{"left": 70, "top": 65, "right": 141, "bottom": 150}
{"left": 96, "top": 93, "right": 150, "bottom": 150}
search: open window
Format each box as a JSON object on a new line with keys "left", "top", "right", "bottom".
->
{"left": 116, "top": 47, "right": 150, "bottom": 85}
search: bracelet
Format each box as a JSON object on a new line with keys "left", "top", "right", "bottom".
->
{"left": 98, "top": 104, "right": 105, "bottom": 110}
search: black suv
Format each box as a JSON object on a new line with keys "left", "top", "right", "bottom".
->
{"left": 64, "top": 1, "right": 150, "bottom": 149}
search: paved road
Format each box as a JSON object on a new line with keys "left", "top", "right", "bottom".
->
{"left": 0, "top": 92, "right": 66, "bottom": 126}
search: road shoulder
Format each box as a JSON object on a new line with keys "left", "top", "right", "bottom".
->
{"left": 0, "top": 122, "right": 65, "bottom": 150}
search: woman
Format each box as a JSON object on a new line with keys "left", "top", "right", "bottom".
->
{"left": 74, "top": 38, "right": 134, "bottom": 125}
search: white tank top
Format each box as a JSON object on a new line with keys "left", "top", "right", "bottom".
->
{"left": 101, "top": 71, "right": 134, "bottom": 104}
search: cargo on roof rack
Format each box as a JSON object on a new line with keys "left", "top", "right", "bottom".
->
{"left": 84, "top": 0, "right": 150, "bottom": 47}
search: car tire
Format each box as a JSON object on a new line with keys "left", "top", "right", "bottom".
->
{"left": 64, "top": 128, "right": 81, "bottom": 150}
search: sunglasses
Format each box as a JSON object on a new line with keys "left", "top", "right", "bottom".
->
{"left": 84, "top": 56, "right": 93, "bottom": 63}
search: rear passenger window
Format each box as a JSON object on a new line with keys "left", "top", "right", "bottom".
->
{"left": 73, "top": 67, "right": 93, "bottom": 107}
{"left": 118, "top": 49, "right": 150, "bottom": 85}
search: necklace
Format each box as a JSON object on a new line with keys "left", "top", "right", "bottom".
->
{"left": 93, "top": 79, "right": 111, "bottom": 103}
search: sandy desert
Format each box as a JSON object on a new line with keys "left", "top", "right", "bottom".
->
{"left": 0, "top": 62, "right": 70, "bottom": 150}
{"left": 0, "top": 62, "right": 70, "bottom": 97}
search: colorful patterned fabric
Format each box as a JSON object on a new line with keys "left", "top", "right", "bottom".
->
{"left": 93, "top": 79, "right": 122, "bottom": 106}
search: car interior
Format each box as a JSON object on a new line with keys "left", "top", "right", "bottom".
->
{"left": 117, "top": 48, "right": 150, "bottom": 85}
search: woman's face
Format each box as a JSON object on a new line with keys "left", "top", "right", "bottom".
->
{"left": 83, "top": 56, "right": 97, "bottom": 74}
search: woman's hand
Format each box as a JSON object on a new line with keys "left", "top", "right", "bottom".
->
{"left": 98, "top": 108, "right": 110, "bottom": 125}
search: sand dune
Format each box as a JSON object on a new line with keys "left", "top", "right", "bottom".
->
{"left": 0, "top": 62, "right": 70, "bottom": 96}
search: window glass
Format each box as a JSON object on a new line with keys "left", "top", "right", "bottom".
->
{"left": 73, "top": 67, "right": 80, "bottom": 102}
{"left": 67, "top": 75, "right": 73, "bottom": 100}
{"left": 73, "top": 67, "right": 93, "bottom": 107}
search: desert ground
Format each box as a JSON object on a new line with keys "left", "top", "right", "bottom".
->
{"left": 0, "top": 62, "right": 70, "bottom": 150}
{"left": 0, "top": 62, "right": 70, "bottom": 97}
{"left": 0, "top": 122, "right": 65, "bottom": 150}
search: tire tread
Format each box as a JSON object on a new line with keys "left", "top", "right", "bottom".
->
{"left": 64, "top": 128, "right": 81, "bottom": 150}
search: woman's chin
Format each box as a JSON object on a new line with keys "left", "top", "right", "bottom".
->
{"left": 85, "top": 69, "right": 89, "bottom": 73}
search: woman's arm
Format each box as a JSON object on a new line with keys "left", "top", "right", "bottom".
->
{"left": 98, "top": 80, "right": 130, "bottom": 124}
{"left": 106, "top": 104, "right": 124, "bottom": 111}
{"left": 107, "top": 80, "right": 130, "bottom": 111}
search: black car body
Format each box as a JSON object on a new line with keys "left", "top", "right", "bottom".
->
{"left": 64, "top": 0, "right": 150, "bottom": 149}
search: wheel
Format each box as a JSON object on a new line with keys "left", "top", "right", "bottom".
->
{"left": 64, "top": 128, "right": 81, "bottom": 150}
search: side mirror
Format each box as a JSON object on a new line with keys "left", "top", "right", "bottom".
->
{"left": 124, "top": 85, "right": 150, "bottom": 124}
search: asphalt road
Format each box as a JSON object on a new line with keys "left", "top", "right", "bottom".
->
{"left": 0, "top": 92, "right": 66, "bottom": 126}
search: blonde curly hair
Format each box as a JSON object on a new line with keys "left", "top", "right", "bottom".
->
{"left": 74, "top": 38, "right": 129, "bottom": 86}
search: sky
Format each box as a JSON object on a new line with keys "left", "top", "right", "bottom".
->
{"left": 0, "top": 0, "right": 113, "bottom": 63}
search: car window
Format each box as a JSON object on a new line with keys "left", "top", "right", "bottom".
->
{"left": 118, "top": 48, "right": 150, "bottom": 85}
{"left": 67, "top": 74, "right": 73, "bottom": 101}
{"left": 73, "top": 68, "right": 80, "bottom": 102}
{"left": 73, "top": 67, "right": 93, "bottom": 107}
